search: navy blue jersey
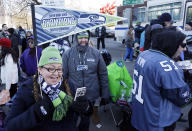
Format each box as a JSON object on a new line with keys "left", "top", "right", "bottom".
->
{"left": 131, "top": 50, "right": 191, "bottom": 131}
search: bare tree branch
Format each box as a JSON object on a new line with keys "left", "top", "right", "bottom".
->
{"left": 10, "top": 4, "right": 29, "bottom": 17}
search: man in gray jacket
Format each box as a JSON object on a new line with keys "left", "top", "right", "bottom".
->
{"left": 62, "top": 31, "right": 110, "bottom": 131}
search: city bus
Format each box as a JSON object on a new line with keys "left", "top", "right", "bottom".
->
{"left": 115, "top": 0, "right": 192, "bottom": 42}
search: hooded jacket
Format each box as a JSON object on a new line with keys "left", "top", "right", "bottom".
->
{"left": 20, "top": 47, "right": 42, "bottom": 76}
{"left": 131, "top": 30, "right": 191, "bottom": 131}
{"left": 152, "top": 30, "right": 186, "bottom": 58}
{"left": 62, "top": 45, "right": 109, "bottom": 101}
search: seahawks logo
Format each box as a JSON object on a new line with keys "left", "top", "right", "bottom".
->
{"left": 49, "top": 57, "right": 59, "bottom": 61}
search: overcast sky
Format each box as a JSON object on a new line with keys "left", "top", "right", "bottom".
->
{"left": 65, "top": 0, "right": 123, "bottom": 12}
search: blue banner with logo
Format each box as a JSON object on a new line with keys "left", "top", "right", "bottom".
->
{"left": 31, "top": 5, "right": 125, "bottom": 45}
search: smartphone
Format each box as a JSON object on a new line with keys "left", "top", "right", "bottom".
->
{"left": 74, "top": 87, "right": 86, "bottom": 101}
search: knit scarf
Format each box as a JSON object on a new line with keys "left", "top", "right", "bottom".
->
{"left": 40, "top": 79, "right": 73, "bottom": 121}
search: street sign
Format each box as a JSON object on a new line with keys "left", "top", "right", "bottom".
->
{"left": 41, "top": 0, "right": 65, "bottom": 7}
{"left": 123, "top": 0, "right": 144, "bottom": 6}
{"left": 31, "top": 5, "right": 126, "bottom": 46}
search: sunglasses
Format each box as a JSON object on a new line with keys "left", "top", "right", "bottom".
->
{"left": 180, "top": 43, "right": 187, "bottom": 48}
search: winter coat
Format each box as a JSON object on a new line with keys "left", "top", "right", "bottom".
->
{"left": 125, "top": 37, "right": 135, "bottom": 48}
{"left": 20, "top": 47, "right": 42, "bottom": 76}
{"left": 62, "top": 45, "right": 110, "bottom": 101}
{"left": 140, "top": 31, "right": 145, "bottom": 52}
{"left": 0, "top": 31, "right": 8, "bottom": 39}
{"left": 125, "top": 30, "right": 135, "bottom": 48}
{"left": 5, "top": 78, "right": 78, "bottom": 131}
{"left": 1, "top": 54, "right": 18, "bottom": 90}
{"left": 95, "top": 26, "right": 106, "bottom": 38}
{"left": 134, "top": 25, "right": 144, "bottom": 39}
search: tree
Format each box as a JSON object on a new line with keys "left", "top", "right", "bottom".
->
{"left": 2, "top": 0, "right": 42, "bottom": 29}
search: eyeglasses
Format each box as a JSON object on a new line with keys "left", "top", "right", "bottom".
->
{"left": 43, "top": 67, "right": 62, "bottom": 73}
{"left": 180, "top": 43, "right": 187, "bottom": 48}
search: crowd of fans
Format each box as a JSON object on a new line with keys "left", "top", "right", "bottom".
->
{"left": 0, "top": 11, "right": 192, "bottom": 131}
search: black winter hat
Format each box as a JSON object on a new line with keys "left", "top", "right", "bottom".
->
{"left": 159, "top": 13, "right": 173, "bottom": 23}
{"left": 152, "top": 30, "right": 186, "bottom": 58}
{"left": 7, "top": 28, "right": 15, "bottom": 35}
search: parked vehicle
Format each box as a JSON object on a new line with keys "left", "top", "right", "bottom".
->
{"left": 90, "top": 26, "right": 115, "bottom": 38}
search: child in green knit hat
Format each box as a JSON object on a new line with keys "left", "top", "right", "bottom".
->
{"left": 6, "top": 46, "right": 92, "bottom": 131}
{"left": 37, "top": 46, "right": 72, "bottom": 121}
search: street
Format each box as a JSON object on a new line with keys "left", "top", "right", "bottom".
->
{"left": 86, "top": 37, "right": 191, "bottom": 131}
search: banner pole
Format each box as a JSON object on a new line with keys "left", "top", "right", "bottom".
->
{"left": 31, "top": 4, "right": 38, "bottom": 46}
{"left": 31, "top": 4, "right": 43, "bottom": 98}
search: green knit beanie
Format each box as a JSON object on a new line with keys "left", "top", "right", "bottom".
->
{"left": 38, "top": 46, "right": 62, "bottom": 67}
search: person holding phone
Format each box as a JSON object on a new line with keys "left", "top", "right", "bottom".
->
{"left": 5, "top": 46, "right": 91, "bottom": 131}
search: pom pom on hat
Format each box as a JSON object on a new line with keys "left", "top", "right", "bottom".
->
{"left": 38, "top": 46, "right": 62, "bottom": 67}
{"left": 0, "top": 38, "right": 11, "bottom": 48}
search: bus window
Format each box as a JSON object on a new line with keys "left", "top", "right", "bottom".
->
{"left": 148, "top": 2, "right": 182, "bottom": 22}
{"left": 186, "top": 6, "right": 192, "bottom": 23}
{"left": 133, "top": 7, "right": 146, "bottom": 22}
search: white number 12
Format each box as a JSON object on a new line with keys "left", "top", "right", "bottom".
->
{"left": 132, "top": 69, "right": 144, "bottom": 104}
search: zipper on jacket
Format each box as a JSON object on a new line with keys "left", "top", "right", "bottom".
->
{"left": 82, "top": 70, "right": 85, "bottom": 87}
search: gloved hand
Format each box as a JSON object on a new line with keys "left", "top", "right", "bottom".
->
{"left": 100, "top": 97, "right": 111, "bottom": 105}
{"left": 70, "top": 96, "right": 93, "bottom": 115}
{"left": 34, "top": 98, "right": 53, "bottom": 121}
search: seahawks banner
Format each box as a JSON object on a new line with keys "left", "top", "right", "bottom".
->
{"left": 31, "top": 5, "right": 125, "bottom": 46}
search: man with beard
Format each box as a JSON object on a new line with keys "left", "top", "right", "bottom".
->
{"left": 0, "top": 24, "right": 9, "bottom": 38}
{"left": 62, "top": 31, "right": 109, "bottom": 131}
{"left": 20, "top": 36, "right": 42, "bottom": 77}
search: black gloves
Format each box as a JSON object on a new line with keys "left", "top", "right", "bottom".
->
{"left": 70, "top": 96, "right": 93, "bottom": 116}
{"left": 100, "top": 97, "right": 111, "bottom": 105}
{"left": 34, "top": 97, "right": 53, "bottom": 121}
